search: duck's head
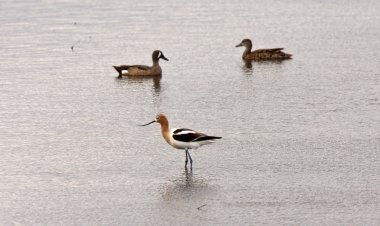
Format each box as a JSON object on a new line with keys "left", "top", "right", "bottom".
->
{"left": 152, "top": 50, "right": 169, "bottom": 61}
{"left": 236, "top": 39, "right": 252, "bottom": 48}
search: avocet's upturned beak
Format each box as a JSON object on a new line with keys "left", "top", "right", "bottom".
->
{"left": 139, "top": 120, "right": 156, "bottom": 126}
{"left": 235, "top": 43, "right": 243, "bottom": 47}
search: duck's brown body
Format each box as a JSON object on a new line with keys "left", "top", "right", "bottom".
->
{"left": 236, "top": 39, "right": 292, "bottom": 61}
{"left": 113, "top": 50, "right": 168, "bottom": 77}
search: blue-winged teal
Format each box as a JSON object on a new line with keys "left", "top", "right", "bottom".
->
{"left": 113, "top": 50, "right": 168, "bottom": 77}
{"left": 236, "top": 39, "right": 292, "bottom": 61}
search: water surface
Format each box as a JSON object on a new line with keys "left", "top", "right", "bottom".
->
{"left": 1, "top": 0, "right": 379, "bottom": 225}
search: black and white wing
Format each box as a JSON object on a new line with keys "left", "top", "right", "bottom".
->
{"left": 172, "top": 128, "right": 221, "bottom": 142}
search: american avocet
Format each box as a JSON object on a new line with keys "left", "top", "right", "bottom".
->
{"left": 140, "top": 113, "right": 221, "bottom": 168}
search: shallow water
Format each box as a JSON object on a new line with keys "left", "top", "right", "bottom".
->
{"left": 1, "top": 0, "right": 379, "bottom": 225}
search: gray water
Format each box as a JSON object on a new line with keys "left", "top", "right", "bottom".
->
{"left": 1, "top": 0, "right": 380, "bottom": 225}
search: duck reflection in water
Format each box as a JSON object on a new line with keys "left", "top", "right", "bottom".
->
{"left": 116, "top": 75, "right": 162, "bottom": 96}
{"left": 240, "top": 58, "right": 288, "bottom": 76}
{"left": 244, "top": 60, "right": 253, "bottom": 69}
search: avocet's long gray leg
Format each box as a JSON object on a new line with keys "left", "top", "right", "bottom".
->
{"left": 187, "top": 150, "right": 193, "bottom": 168}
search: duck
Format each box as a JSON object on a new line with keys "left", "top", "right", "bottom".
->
{"left": 140, "top": 113, "right": 222, "bottom": 168}
{"left": 113, "top": 50, "right": 168, "bottom": 77}
{"left": 236, "top": 38, "right": 292, "bottom": 61}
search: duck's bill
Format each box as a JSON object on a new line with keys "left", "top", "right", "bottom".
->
{"left": 139, "top": 120, "right": 156, "bottom": 126}
{"left": 235, "top": 43, "right": 242, "bottom": 47}
{"left": 161, "top": 55, "right": 169, "bottom": 61}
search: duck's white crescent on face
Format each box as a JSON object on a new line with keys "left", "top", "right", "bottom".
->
{"left": 157, "top": 51, "right": 162, "bottom": 58}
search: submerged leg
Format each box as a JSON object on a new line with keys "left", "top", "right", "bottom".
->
{"left": 185, "top": 149, "right": 188, "bottom": 167}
